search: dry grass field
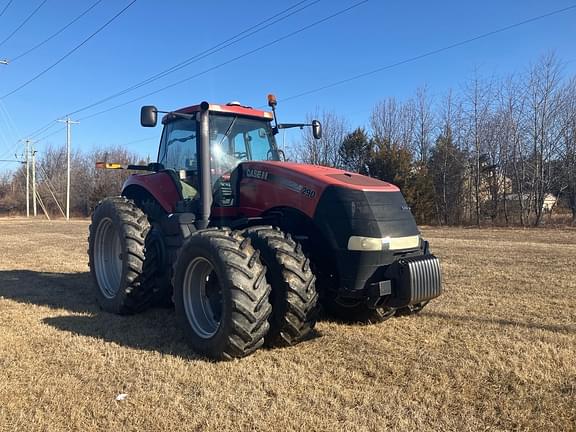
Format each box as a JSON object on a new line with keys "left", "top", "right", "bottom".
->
{"left": 0, "top": 218, "right": 574, "bottom": 431}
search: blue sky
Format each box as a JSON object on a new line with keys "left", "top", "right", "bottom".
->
{"left": 0, "top": 0, "right": 575, "bottom": 171}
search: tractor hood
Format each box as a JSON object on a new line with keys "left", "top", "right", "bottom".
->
{"left": 250, "top": 161, "right": 400, "bottom": 193}
{"left": 235, "top": 161, "right": 422, "bottom": 295}
{"left": 236, "top": 161, "right": 419, "bottom": 249}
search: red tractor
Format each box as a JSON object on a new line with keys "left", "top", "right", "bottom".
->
{"left": 88, "top": 95, "right": 442, "bottom": 359}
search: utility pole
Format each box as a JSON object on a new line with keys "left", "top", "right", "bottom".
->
{"left": 25, "top": 140, "right": 30, "bottom": 218}
{"left": 32, "top": 144, "right": 37, "bottom": 216}
{"left": 58, "top": 116, "right": 79, "bottom": 220}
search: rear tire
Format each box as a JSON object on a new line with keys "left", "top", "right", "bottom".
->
{"left": 172, "top": 229, "right": 272, "bottom": 359}
{"left": 242, "top": 226, "right": 318, "bottom": 347}
{"left": 88, "top": 197, "right": 153, "bottom": 314}
{"left": 138, "top": 199, "right": 196, "bottom": 307}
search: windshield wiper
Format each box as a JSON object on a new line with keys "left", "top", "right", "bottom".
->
{"left": 167, "top": 133, "right": 195, "bottom": 146}
{"left": 218, "top": 116, "right": 238, "bottom": 148}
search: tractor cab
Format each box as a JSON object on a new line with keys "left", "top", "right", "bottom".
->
{"left": 139, "top": 97, "right": 321, "bottom": 225}
{"left": 158, "top": 102, "right": 281, "bottom": 179}
{"left": 144, "top": 102, "right": 281, "bottom": 206}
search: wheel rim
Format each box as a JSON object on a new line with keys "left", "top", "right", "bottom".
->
{"left": 182, "top": 257, "right": 223, "bottom": 339}
{"left": 93, "top": 217, "right": 123, "bottom": 299}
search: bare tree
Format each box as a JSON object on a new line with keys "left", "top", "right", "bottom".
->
{"left": 463, "top": 72, "right": 493, "bottom": 225}
{"left": 86, "top": 147, "right": 141, "bottom": 213}
{"left": 523, "top": 53, "right": 565, "bottom": 225}
{"left": 430, "top": 90, "right": 466, "bottom": 224}
{"left": 294, "top": 110, "right": 347, "bottom": 167}
{"left": 558, "top": 77, "right": 576, "bottom": 223}
{"left": 370, "top": 97, "right": 414, "bottom": 151}
{"left": 493, "top": 76, "right": 526, "bottom": 225}
{"left": 413, "top": 85, "right": 435, "bottom": 164}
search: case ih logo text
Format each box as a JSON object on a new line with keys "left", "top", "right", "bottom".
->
{"left": 246, "top": 168, "right": 269, "bottom": 181}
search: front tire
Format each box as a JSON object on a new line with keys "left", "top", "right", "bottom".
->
{"left": 88, "top": 197, "right": 153, "bottom": 314}
{"left": 242, "top": 226, "right": 318, "bottom": 347}
{"left": 172, "top": 229, "right": 272, "bottom": 359}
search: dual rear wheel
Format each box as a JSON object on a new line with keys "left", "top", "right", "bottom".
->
{"left": 172, "top": 229, "right": 273, "bottom": 359}
{"left": 171, "top": 227, "right": 318, "bottom": 358}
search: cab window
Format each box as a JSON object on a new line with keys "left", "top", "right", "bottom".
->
{"left": 158, "top": 118, "right": 197, "bottom": 171}
{"left": 209, "top": 115, "right": 279, "bottom": 174}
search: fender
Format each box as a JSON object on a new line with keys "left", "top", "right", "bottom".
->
{"left": 122, "top": 172, "right": 181, "bottom": 213}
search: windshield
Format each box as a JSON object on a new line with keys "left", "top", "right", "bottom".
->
{"left": 209, "top": 114, "right": 279, "bottom": 174}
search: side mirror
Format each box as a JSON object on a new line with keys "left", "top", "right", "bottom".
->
{"left": 312, "top": 120, "right": 322, "bottom": 140}
{"left": 140, "top": 105, "right": 157, "bottom": 127}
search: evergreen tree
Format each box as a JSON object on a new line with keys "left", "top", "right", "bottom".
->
{"left": 429, "top": 130, "right": 466, "bottom": 224}
{"left": 367, "top": 136, "right": 412, "bottom": 190}
{"left": 338, "top": 127, "right": 370, "bottom": 174}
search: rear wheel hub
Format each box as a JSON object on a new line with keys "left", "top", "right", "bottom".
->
{"left": 182, "top": 257, "right": 223, "bottom": 339}
{"left": 93, "top": 217, "right": 123, "bottom": 299}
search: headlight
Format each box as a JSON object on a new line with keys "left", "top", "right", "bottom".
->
{"left": 347, "top": 235, "right": 420, "bottom": 251}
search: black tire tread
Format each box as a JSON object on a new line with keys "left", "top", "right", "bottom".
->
{"left": 138, "top": 199, "right": 194, "bottom": 306}
{"left": 242, "top": 226, "right": 318, "bottom": 347}
{"left": 172, "top": 228, "right": 272, "bottom": 359}
{"left": 88, "top": 196, "right": 154, "bottom": 314}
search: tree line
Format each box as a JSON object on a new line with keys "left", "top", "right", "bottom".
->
{"left": 0, "top": 146, "right": 142, "bottom": 217}
{"left": 293, "top": 53, "right": 576, "bottom": 226}
{"left": 0, "top": 53, "right": 574, "bottom": 225}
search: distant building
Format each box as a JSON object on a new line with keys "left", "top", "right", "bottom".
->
{"left": 542, "top": 193, "right": 557, "bottom": 212}
{"left": 505, "top": 193, "right": 557, "bottom": 213}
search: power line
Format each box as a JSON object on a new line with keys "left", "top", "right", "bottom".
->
{"left": 0, "top": 158, "right": 22, "bottom": 173}
{"left": 0, "top": 100, "right": 23, "bottom": 159}
{"left": 0, "top": 0, "right": 48, "bottom": 48}
{"left": 0, "top": 142, "right": 19, "bottom": 160}
{"left": 0, "top": 0, "right": 14, "bottom": 19}
{"left": 9, "top": 0, "right": 103, "bottom": 63}
{"left": 35, "top": 126, "right": 66, "bottom": 142}
{"left": 22, "top": 2, "right": 574, "bottom": 137}
{"left": 0, "top": 0, "right": 139, "bottom": 99}
{"left": 117, "top": 136, "right": 157, "bottom": 146}
{"left": 27, "top": 121, "right": 58, "bottom": 139}
{"left": 67, "top": 0, "right": 320, "bottom": 116}
{"left": 19, "top": 0, "right": 320, "bottom": 139}
{"left": 78, "top": 0, "right": 368, "bottom": 122}
{"left": 277, "top": 4, "right": 576, "bottom": 105}
{"left": 21, "top": 119, "right": 59, "bottom": 140}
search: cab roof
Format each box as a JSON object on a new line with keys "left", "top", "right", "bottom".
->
{"left": 161, "top": 102, "right": 273, "bottom": 124}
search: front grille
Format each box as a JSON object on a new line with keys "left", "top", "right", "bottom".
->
{"left": 401, "top": 255, "right": 442, "bottom": 304}
{"left": 386, "top": 254, "right": 442, "bottom": 307}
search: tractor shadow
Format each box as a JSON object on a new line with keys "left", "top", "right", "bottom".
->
{"left": 424, "top": 310, "right": 576, "bottom": 334}
{"left": 0, "top": 270, "right": 322, "bottom": 359}
{"left": 0, "top": 270, "right": 200, "bottom": 359}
